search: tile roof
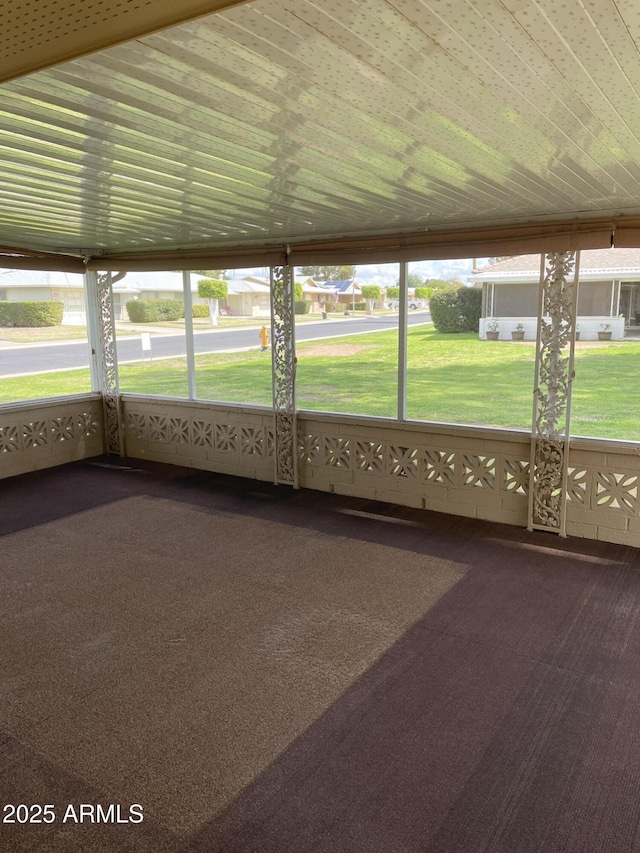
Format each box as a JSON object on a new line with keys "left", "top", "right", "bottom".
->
{"left": 474, "top": 248, "right": 640, "bottom": 276}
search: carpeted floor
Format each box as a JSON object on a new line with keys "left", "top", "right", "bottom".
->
{"left": 1, "top": 459, "right": 640, "bottom": 852}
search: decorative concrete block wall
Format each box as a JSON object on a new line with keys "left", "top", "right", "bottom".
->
{"left": 122, "top": 397, "right": 275, "bottom": 482}
{"left": 0, "top": 395, "right": 104, "bottom": 480}
{"left": 121, "top": 397, "right": 640, "bottom": 548}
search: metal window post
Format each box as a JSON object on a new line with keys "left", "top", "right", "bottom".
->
{"left": 398, "top": 261, "right": 408, "bottom": 421}
{"left": 183, "top": 269, "right": 197, "bottom": 399}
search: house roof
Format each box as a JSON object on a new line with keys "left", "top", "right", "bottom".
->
{"left": 472, "top": 248, "right": 640, "bottom": 282}
{"left": 225, "top": 279, "right": 270, "bottom": 294}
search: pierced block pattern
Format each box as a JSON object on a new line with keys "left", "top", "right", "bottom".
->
{"left": 22, "top": 420, "right": 48, "bottom": 448}
{"left": 566, "top": 467, "right": 588, "bottom": 505}
{"left": 148, "top": 415, "right": 168, "bottom": 443}
{"left": 266, "top": 429, "right": 275, "bottom": 458}
{"left": 215, "top": 423, "right": 237, "bottom": 453}
{"left": 168, "top": 417, "right": 190, "bottom": 444}
{"left": 503, "top": 458, "right": 529, "bottom": 495}
{"left": 424, "top": 450, "right": 456, "bottom": 486}
{"left": 595, "top": 471, "right": 638, "bottom": 514}
{"left": 51, "top": 416, "right": 76, "bottom": 443}
{"left": 241, "top": 426, "right": 265, "bottom": 457}
{"left": 299, "top": 433, "right": 321, "bottom": 463}
{"left": 389, "top": 445, "right": 418, "bottom": 479}
{"left": 355, "top": 440, "right": 384, "bottom": 473}
{"left": 325, "top": 436, "right": 350, "bottom": 468}
{"left": 462, "top": 455, "right": 496, "bottom": 489}
{"left": 78, "top": 409, "right": 100, "bottom": 437}
{"left": 127, "top": 412, "right": 146, "bottom": 440}
{"left": 192, "top": 419, "right": 213, "bottom": 447}
{"left": 0, "top": 424, "right": 21, "bottom": 453}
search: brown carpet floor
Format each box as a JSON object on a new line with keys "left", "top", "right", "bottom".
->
{"left": 1, "top": 458, "right": 640, "bottom": 852}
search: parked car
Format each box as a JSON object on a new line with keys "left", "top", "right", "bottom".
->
{"left": 387, "top": 299, "right": 424, "bottom": 310}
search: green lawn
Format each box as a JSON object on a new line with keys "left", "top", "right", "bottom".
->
{"left": 3, "top": 325, "right": 640, "bottom": 441}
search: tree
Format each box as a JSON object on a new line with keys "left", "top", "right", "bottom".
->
{"left": 428, "top": 279, "right": 459, "bottom": 293}
{"left": 299, "top": 265, "right": 355, "bottom": 281}
{"left": 197, "top": 278, "right": 228, "bottom": 325}
{"left": 361, "top": 284, "right": 381, "bottom": 311}
{"left": 386, "top": 286, "right": 400, "bottom": 302}
{"left": 294, "top": 281, "right": 304, "bottom": 300}
{"left": 415, "top": 286, "right": 432, "bottom": 300}
{"left": 193, "top": 269, "right": 227, "bottom": 279}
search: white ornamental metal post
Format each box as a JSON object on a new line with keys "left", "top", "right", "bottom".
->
{"left": 528, "top": 251, "right": 579, "bottom": 535}
{"left": 270, "top": 260, "right": 298, "bottom": 487}
{"left": 92, "top": 270, "right": 124, "bottom": 456}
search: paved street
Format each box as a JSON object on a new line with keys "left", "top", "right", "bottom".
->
{"left": 0, "top": 313, "right": 430, "bottom": 377}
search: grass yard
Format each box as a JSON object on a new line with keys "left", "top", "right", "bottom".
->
{"left": 3, "top": 324, "right": 640, "bottom": 441}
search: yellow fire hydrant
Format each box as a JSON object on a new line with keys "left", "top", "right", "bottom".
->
{"left": 259, "top": 325, "right": 269, "bottom": 351}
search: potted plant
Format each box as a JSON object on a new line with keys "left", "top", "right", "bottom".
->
{"left": 511, "top": 322, "right": 525, "bottom": 341}
{"left": 598, "top": 323, "right": 612, "bottom": 341}
{"left": 486, "top": 320, "right": 499, "bottom": 341}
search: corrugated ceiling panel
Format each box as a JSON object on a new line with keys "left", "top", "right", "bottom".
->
{"left": 1, "top": 0, "right": 640, "bottom": 256}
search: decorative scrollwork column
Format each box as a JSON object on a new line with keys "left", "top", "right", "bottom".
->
{"left": 270, "top": 263, "right": 298, "bottom": 486}
{"left": 528, "top": 251, "right": 579, "bottom": 535}
{"left": 96, "top": 271, "right": 124, "bottom": 455}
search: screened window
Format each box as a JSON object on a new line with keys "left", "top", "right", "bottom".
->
{"left": 492, "top": 282, "right": 538, "bottom": 317}
{"left": 577, "top": 281, "right": 612, "bottom": 315}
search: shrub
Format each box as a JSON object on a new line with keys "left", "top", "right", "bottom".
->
{"left": 430, "top": 287, "right": 481, "bottom": 333}
{"left": 329, "top": 302, "right": 347, "bottom": 314}
{"left": 354, "top": 302, "right": 367, "bottom": 311}
{"left": 294, "top": 281, "right": 304, "bottom": 300}
{"left": 0, "top": 301, "right": 63, "bottom": 326}
{"left": 457, "top": 286, "right": 482, "bottom": 331}
{"left": 192, "top": 304, "right": 210, "bottom": 318}
{"left": 126, "top": 299, "right": 184, "bottom": 323}
{"left": 294, "top": 300, "right": 310, "bottom": 314}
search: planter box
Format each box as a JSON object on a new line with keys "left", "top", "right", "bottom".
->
{"left": 511, "top": 331, "right": 525, "bottom": 341}
{"left": 486, "top": 331, "right": 499, "bottom": 341}
{"left": 598, "top": 332, "right": 612, "bottom": 341}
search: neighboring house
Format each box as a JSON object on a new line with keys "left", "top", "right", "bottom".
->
{"left": 471, "top": 248, "right": 640, "bottom": 340}
{"left": 0, "top": 268, "right": 89, "bottom": 324}
{"left": 314, "top": 280, "right": 363, "bottom": 310}
{"left": 0, "top": 268, "right": 271, "bottom": 322}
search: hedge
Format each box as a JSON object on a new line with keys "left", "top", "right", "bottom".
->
{"left": 429, "top": 287, "right": 481, "bottom": 333}
{"left": 126, "top": 299, "right": 184, "bottom": 323}
{"left": 354, "top": 302, "right": 367, "bottom": 310}
{"left": 328, "top": 302, "right": 347, "bottom": 314}
{"left": 0, "top": 301, "right": 63, "bottom": 327}
{"left": 294, "top": 300, "right": 311, "bottom": 314}
{"left": 192, "top": 304, "right": 210, "bottom": 318}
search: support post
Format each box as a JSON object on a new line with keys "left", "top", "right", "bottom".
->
{"left": 528, "top": 251, "right": 579, "bottom": 535}
{"left": 270, "top": 261, "right": 298, "bottom": 487}
{"left": 93, "top": 270, "right": 124, "bottom": 456}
